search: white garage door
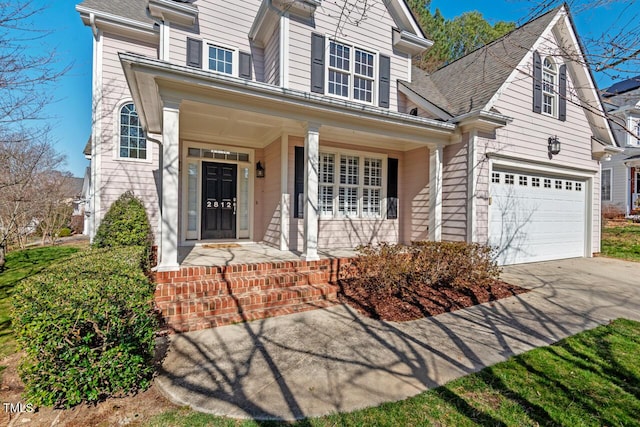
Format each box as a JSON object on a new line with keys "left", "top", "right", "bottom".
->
{"left": 489, "top": 169, "right": 586, "bottom": 265}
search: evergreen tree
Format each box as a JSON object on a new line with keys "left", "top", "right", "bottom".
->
{"left": 408, "top": 1, "right": 516, "bottom": 72}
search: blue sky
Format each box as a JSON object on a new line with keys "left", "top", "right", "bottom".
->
{"left": 24, "top": 0, "right": 639, "bottom": 177}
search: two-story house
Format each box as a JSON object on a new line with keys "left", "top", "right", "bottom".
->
{"left": 77, "top": 0, "right": 615, "bottom": 273}
{"left": 601, "top": 77, "right": 640, "bottom": 216}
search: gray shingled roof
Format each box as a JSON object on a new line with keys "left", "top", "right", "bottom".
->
{"left": 405, "top": 7, "right": 559, "bottom": 118}
{"left": 77, "top": 0, "right": 153, "bottom": 24}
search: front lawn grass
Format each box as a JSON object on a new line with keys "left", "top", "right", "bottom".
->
{"left": 0, "top": 245, "right": 81, "bottom": 363}
{"left": 146, "top": 319, "right": 640, "bottom": 426}
{"left": 601, "top": 223, "right": 640, "bottom": 261}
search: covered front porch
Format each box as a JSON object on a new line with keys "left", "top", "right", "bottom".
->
{"left": 178, "top": 242, "right": 356, "bottom": 267}
{"left": 120, "top": 53, "right": 455, "bottom": 272}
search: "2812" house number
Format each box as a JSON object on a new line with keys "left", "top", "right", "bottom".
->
{"left": 206, "top": 200, "right": 232, "bottom": 209}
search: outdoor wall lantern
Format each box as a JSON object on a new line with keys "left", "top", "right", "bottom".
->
{"left": 548, "top": 136, "right": 561, "bottom": 159}
{"left": 256, "top": 161, "right": 265, "bottom": 178}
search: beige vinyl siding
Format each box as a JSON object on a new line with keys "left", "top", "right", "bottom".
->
{"left": 401, "top": 147, "right": 430, "bottom": 243}
{"left": 261, "top": 139, "right": 282, "bottom": 246}
{"left": 98, "top": 33, "right": 160, "bottom": 241}
{"left": 288, "top": 0, "right": 410, "bottom": 111}
{"left": 168, "top": 0, "right": 262, "bottom": 80}
{"left": 473, "top": 132, "right": 493, "bottom": 243}
{"left": 264, "top": 21, "right": 280, "bottom": 86}
{"left": 441, "top": 138, "right": 468, "bottom": 241}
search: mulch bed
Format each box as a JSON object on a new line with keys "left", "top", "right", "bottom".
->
{"left": 338, "top": 279, "right": 529, "bottom": 322}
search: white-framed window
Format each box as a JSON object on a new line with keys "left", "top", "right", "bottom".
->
{"left": 542, "top": 57, "right": 557, "bottom": 117}
{"left": 327, "top": 39, "right": 376, "bottom": 103}
{"left": 601, "top": 168, "right": 612, "bottom": 201}
{"left": 363, "top": 158, "right": 382, "bottom": 217}
{"left": 206, "top": 43, "right": 236, "bottom": 75}
{"left": 317, "top": 150, "right": 385, "bottom": 218}
{"left": 491, "top": 172, "right": 500, "bottom": 183}
{"left": 519, "top": 176, "right": 528, "bottom": 186}
{"left": 319, "top": 153, "right": 335, "bottom": 216}
{"left": 544, "top": 178, "right": 551, "bottom": 188}
{"left": 119, "top": 103, "right": 147, "bottom": 160}
{"left": 532, "top": 177, "right": 540, "bottom": 187}
{"left": 635, "top": 120, "right": 640, "bottom": 145}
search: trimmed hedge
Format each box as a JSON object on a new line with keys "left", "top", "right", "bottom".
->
{"left": 93, "top": 191, "right": 152, "bottom": 249}
{"left": 11, "top": 246, "right": 157, "bottom": 408}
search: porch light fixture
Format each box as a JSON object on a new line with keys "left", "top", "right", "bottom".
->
{"left": 256, "top": 161, "right": 265, "bottom": 178}
{"left": 548, "top": 136, "right": 561, "bottom": 159}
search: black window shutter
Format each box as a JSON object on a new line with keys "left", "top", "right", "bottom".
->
{"left": 294, "top": 146, "right": 305, "bottom": 218}
{"left": 310, "top": 33, "right": 325, "bottom": 94}
{"left": 532, "top": 50, "right": 542, "bottom": 113}
{"left": 379, "top": 55, "right": 391, "bottom": 108}
{"left": 387, "top": 158, "right": 398, "bottom": 219}
{"left": 558, "top": 64, "right": 567, "bottom": 122}
{"left": 239, "top": 51, "right": 252, "bottom": 80}
{"left": 186, "top": 38, "right": 202, "bottom": 68}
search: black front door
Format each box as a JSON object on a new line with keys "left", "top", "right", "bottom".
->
{"left": 202, "top": 162, "right": 237, "bottom": 239}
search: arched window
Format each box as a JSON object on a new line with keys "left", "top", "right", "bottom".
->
{"left": 542, "top": 57, "right": 557, "bottom": 116}
{"left": 119, "top": 103, "right": 146, "bottom": 159}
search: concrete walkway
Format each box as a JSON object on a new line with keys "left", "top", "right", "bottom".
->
{"left": 155, "top": 257, "right": 640, "bottom": 421}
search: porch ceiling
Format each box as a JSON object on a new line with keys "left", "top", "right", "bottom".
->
{"left": 179, "top": 101, "right": 439, "bottom": 151}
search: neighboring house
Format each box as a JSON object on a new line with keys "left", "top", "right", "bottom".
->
{"left": 69, "top": 176, "right": 86, "bottom": 217}
{"left": 601, "top": 77, "right": 640, "bottom": 216}
{"left": 76, "top": 1, "right": 615, "bottom": 268}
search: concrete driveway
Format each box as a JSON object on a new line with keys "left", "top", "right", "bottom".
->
{"left": 155, "top": 257, "right": 640, "bottom": 421}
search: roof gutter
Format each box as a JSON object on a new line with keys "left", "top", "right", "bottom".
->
{"left": 77, "top": 5, "right": 158, "bottom": 42}
{"left": 449, "top": 109, "right": 512, "bottom": 132}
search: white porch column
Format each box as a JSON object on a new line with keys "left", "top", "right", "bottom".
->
{"left": 302, "top": 123, "right": 320, "bottom": 261}
{"left": 158, "top": 100, "right": 180, "bottom": 271}
{"left": 280, "top": 133, "right": 290, "bottom": 251}
{"left": 428, "top": 144, "right": 443, "bottom": 242}
{"left": 467, "top": 130, "right": 478, "bottom": 242}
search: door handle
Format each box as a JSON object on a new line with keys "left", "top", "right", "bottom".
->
{"left": 233, "top": 197, "right": 237, "bottom": 215}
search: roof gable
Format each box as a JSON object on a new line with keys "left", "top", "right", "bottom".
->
{"left": 410, "top": 8, "right": 558, "bottom": 118}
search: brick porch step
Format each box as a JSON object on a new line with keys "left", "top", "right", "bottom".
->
{"left": 168, "top": 299, "right": 338, "bottom": 332}
{"left": 154, "top": 258, "right": 352, "bottom": 333}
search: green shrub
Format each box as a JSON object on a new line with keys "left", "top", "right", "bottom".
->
{"left": 11, "top": 246, "right": 157, "bottom": 408}
{"left": 93, "top": 191, "right": 152, "bottom": 249}
{"left": 57, "top": 227, "right": 72, "bottom": 237}
{"left": 343, "top": 241, "right": 501, "bottom": 295}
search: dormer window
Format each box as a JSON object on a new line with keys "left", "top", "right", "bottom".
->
{"left": 311, "top": 33, "right": 390, "bottom": 108}
{"left": 542, "top": 58, "right": 557, "bottom": 116}
{"left": 328, "top": 40, "right": 375, "bottom": 103}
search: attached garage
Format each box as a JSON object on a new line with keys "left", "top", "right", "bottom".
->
{"left": 488, "top": 167, "right": 588, "bottom": 265}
